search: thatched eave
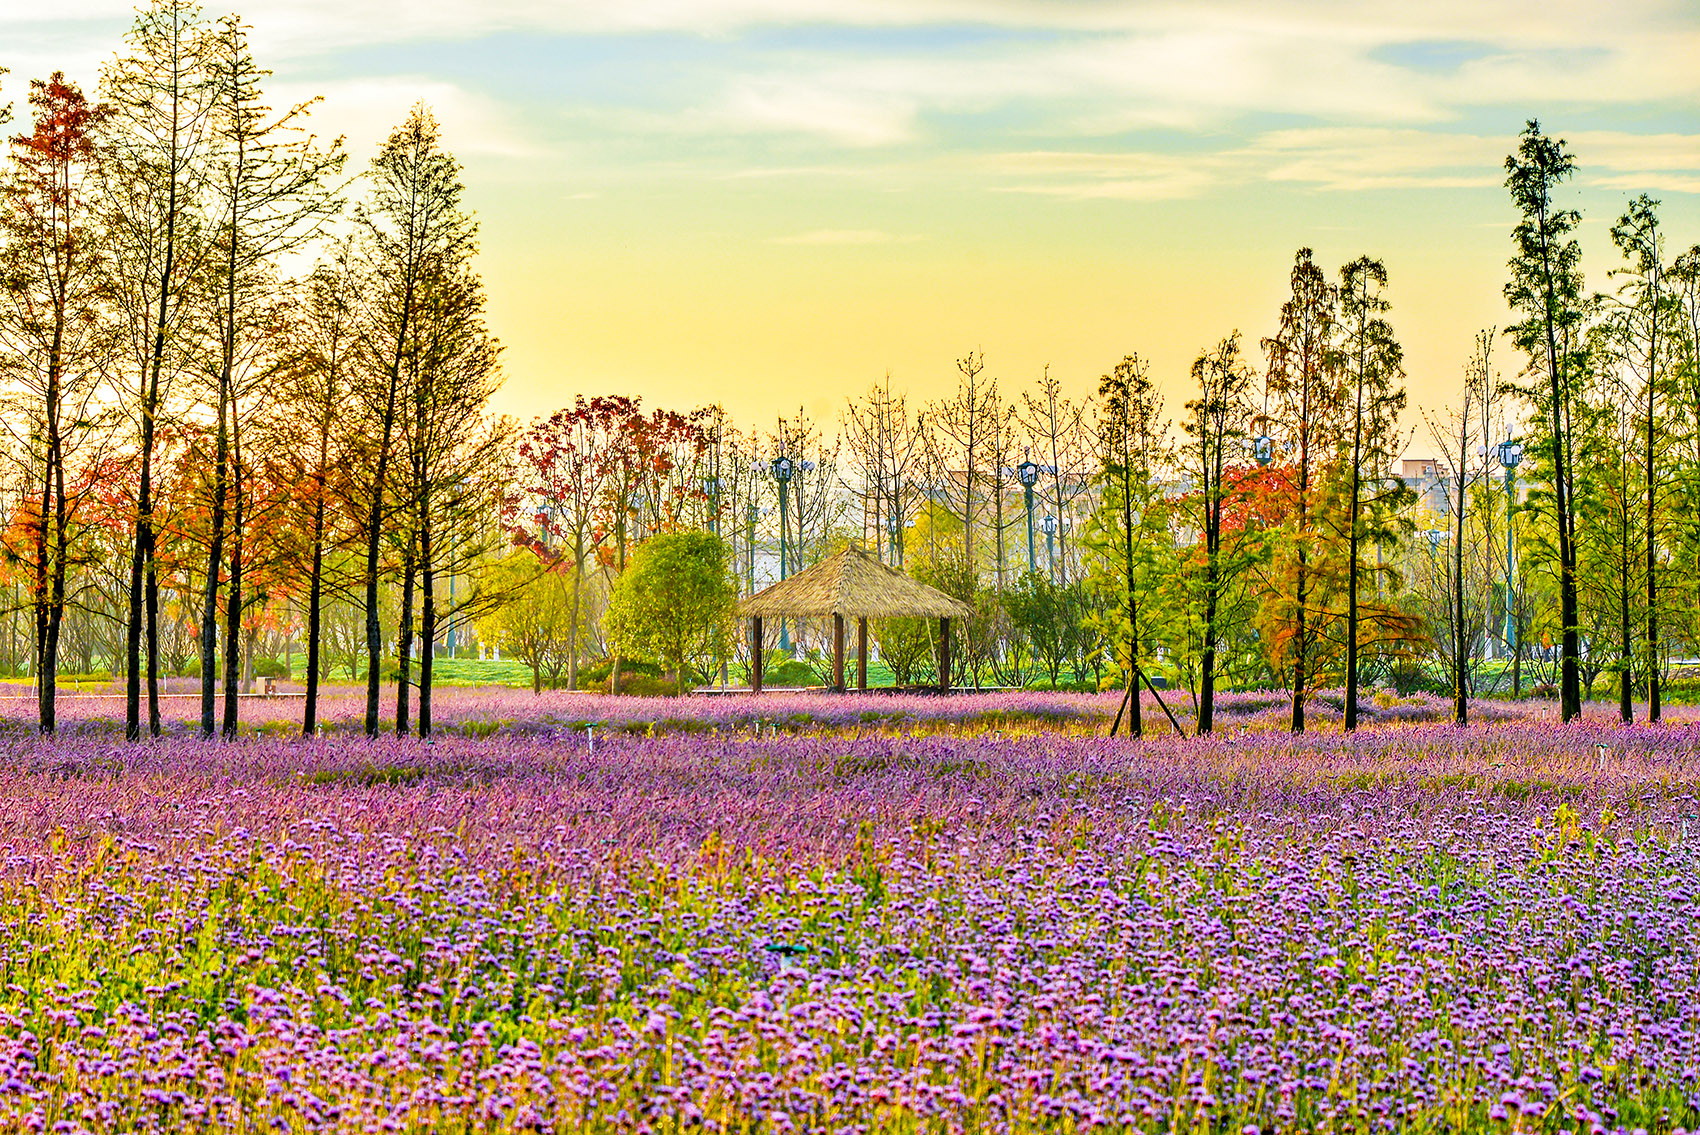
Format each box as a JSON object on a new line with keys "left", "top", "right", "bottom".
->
{"left": 739, "top": 544, "right": 972, "bottom": 620}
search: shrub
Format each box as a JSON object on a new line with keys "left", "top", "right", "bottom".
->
{"left": 764, "top": 659, "right": 818, "bottom": 688}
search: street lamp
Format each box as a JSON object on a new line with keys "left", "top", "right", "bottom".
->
{"left": 701, "top": 476, "right": 722, "bottom": 536}
{"left": 1425, "top": 528, "right": 1445, "bottom": 551}
{"left": 745, "top": 501, "right": 758, "bottom": 594}
{"left": 1042, "top": 514, "right": 1071, "bottom": 581}
{"left": 771, "top": 456, "right": 794, "bottom": 652}
{"left": 1496, "top": 438, "right": 1524, "bottom": 655}
{"left": 1016, "top": 457, "right": 1039, "bottom": 574}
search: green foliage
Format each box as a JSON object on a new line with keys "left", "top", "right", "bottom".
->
{"left": 605, "top": 530, "right": 738, "bottom": 693}
{"left": 475, "top": 551, "right": 587, "bottom": 693}
{"left": 1004, "top": 571, "right": 1088, "bottom": 685}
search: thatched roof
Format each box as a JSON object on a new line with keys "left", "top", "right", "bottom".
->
{"left": 740, "top": 544, "right": 972, "bottom": 620}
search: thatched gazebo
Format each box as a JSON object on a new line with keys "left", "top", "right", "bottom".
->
{"left": 740, "top": 544, "right": 972, "bottom": 693}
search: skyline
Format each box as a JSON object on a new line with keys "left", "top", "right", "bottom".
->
{"left": 5, "top": 0, "right": 1697, "bottom": 447}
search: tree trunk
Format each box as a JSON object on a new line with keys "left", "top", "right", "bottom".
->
{"left": 568, "top": 532, "right": 583, "bottom": 691}
{"left": 1453, "top": 470, "right": 1467, "bottom": 727}
{"left": 1291, "top": 550, "right": 1307, "bottom": 734}
{"left": 1647, "top": 290, "right": 1661, "bottom": 721}
{"left": 396, "top": 526, "right": 416, "bottom": 736}
{"left": 419, "top": 497, "right": 435, "bottom": 738}
{"left": 303, "top": 486, "right": 326, "bottom": 736}
{"left": 221, "top": 463, "right": 244, "bottom": 739}
{"left": 201, "top": 387, "right": 229, "bottom": 737}
{"left": 1345, "top": 385, "right": 1364, "bottom": 732}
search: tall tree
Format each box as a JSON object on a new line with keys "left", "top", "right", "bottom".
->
{"left": 0, "top": 73, "right": 114, "bottom": 734}
{"left": 1504, "top": 120, "right": 1587, "bottom": 722}
{"left": 396, "top": 255, "right": 502, "bottom": 737}
{"left": 1334, "top": 257, "right": 1412, "bottom": 730}
{"left": 1261, "top": 248, "right": 1343, "bottom": 734}
{"left": 291, "top": 244, "right": 357, "bottom": 734}
{"left": 510, "top": 397, "right": 619, "bottom": 690}
{"left": 842, "top": 376, "right": 922, "bottom": 565}
{"left": 926, "top": 350, "right": 997, "bottom": 576}
{"left": 198, "top": 15, "right": 343, "bottom": 738}
{"left": 1091, "top": 353, "right": 1168, "bottom": 738}
{"left": 1017, "top": 366, "right": 1093, "bottom": 585}
{"left": 101, "top": 0, "right": 217, "bottom": 739}
{"left": 353, "top": 104, "right": 474, "bottom": 737}
{"left": 1424, "top": 351, "right": 1487, "bottom": 726}
{"left": 1181, "top": 333, "right": 1255, "bottom": 734}
{"left": 1608, "top": 194, "right": 1672, "bottom": 721}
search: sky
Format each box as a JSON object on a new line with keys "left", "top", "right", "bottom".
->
{"left": 3, "top": 0, "right": 1698, "bottom": 449}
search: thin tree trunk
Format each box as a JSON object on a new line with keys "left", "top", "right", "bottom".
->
{"left": 1535, "top": 203, "right": 1581, "bottom": 721}
{"left": 568, "top": 532, "right": 583, "bottom": 690}
{"left": 1453, "top": 459, "right": 1468, "bottom": 727}
{"left": 1345, "top": 368, "right": 1365, "bottom": 731}
{"left": 1647, "top": 281, "right": 1661, "bottom": 721}
{"left": 396, "top": 526, "right": 416, "bottom": 736}
{"left": 365, "top": 371, "right": 401, "bottom": 735}
{"left": 34, "top": 387, "right": 54, "bottom": 734}
{"left": 201, "top": 387, "right": 228, "bottom": 736}
{"left": 303, "top": 482, "right": 326, "bottom": 736}
{"left": 221, "top": 454, "right": 244, "bottom": 739}
{"left": 419, "top": 490, "right": 435, "bottom": 738}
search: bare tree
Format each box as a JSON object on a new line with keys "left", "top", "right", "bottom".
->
{"left": 0, "top": 73, "right": 116, "bottom": 733}
{"left": 198, "top": 14, "right": 343, "bottom": 737}
{"left": 352, "top": 104, "right": 475, "bottom": 737}
{"left": 100, "top": 0, "right": 218, "bottom": 738}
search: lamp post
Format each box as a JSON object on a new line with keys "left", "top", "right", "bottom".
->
{"left": 1496, "top": 439, "right": 1523, "bottom": 656}
{"left": 1016, "top": 458, "right": 1039, "bottom": 574}
{"left": 745, "top": 501, "right": 757, "bottom": 595}
{"left": 1042, "top": 514, "right": 1057, "bottom": 581}
{"left": 702, "top": 476, "right": 722, "bottom": 536}
{"left": 771, "top": 455, "right": 794, "bottom": 652}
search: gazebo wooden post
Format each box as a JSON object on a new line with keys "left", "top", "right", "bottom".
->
{"left": 937, "top": 616, "right": 951, "bottom": 694}
{"left": 751, "top": 617, "right": 764, "bottom": 693}
{"left": 856, "top": 617, "right": 868, "bottom": 691}
{"left": 833, "top": 614, "right": 846, "bottom": 692}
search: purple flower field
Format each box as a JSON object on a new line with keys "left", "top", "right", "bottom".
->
{"left": 0, "top": 691, "right": 1697, "bottom": 1131}
{"left": 0, "top": 681, "right": 1553, "bottom": 739}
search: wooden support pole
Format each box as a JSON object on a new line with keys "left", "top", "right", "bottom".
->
{"left": 938, "top": 616, "right": 951, "bottom": 693}
{"left": 833, "top": 613, "right": 846, "bottom": 692}
{"left": 751, "top": 617, "right": 763, "bottom": 693}
{"left": 857, "top": 617, "right": 868, "bottom": 691}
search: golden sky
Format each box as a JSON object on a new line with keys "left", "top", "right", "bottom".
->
{"left": 7, "top": 0, "right": 1699, "bottom": 442}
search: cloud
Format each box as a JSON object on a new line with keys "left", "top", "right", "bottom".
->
{"left": 270, "top": 75, "right": 544, "bottom": 161}
{"left": 981, "top": 150, "right": 1226, "bottom": 200}
{"left": 1243, "top": 128, "right": 1506, "bottom": 192}
{"left": 769, "top": 229, "right": 922, "bottom": 244}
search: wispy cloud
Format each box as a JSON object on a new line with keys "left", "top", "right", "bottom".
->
{"left": 270, "top": 75, "right": 543, "bottom": 161}
{"left": 769, "top": 229, "right": 923, "bottom": 244}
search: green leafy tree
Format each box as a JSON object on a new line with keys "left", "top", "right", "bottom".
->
{"left": 1260, "top": 248, "right": 1345, "bottom": 733}
{"left": 1505, "top": 119, "right": 1587, "bottom": 721}
{"left": 1085, "top": 353, "right": 1170, "bottom": 736}
{"left": 1332, "top": 257, "right": 1416, "bottom": 730}
{"left": 605, "top": 530, "right": 737, "bottom": 694}
{"left": 476, "top": 550, "right": 581, "bottom": 694}
{"left": 1179, "top": 333, "right": 1258, "bottom": 732}
{"left": 1005, "top": 571, "right": 1073, "bottom": 685}
{"left": 1606, "top": 194, "right": 1675, "bottom": 719}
